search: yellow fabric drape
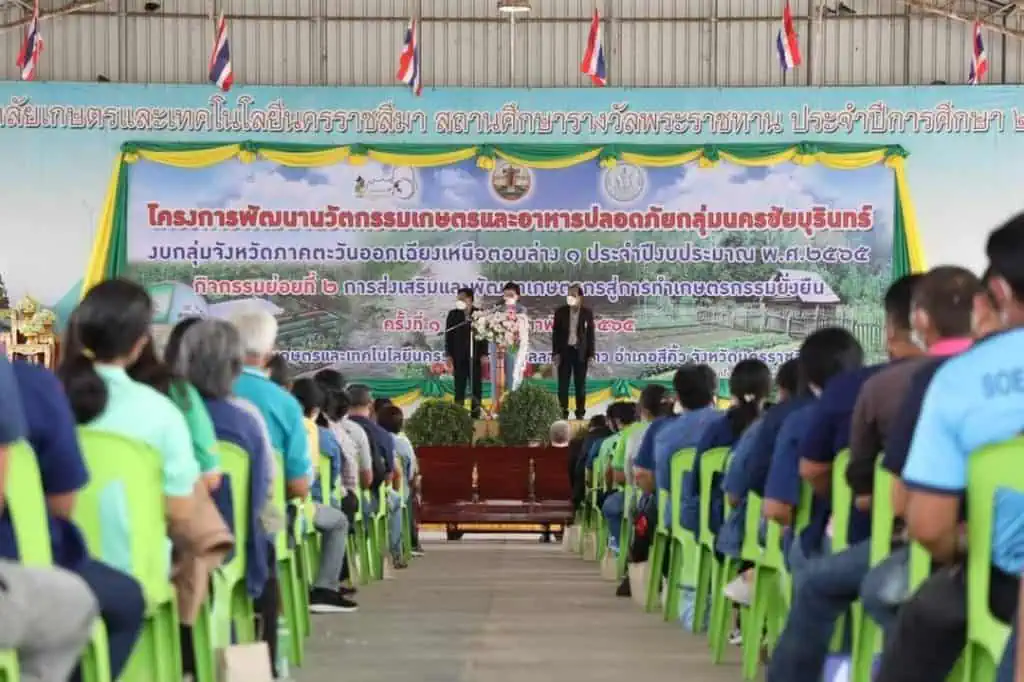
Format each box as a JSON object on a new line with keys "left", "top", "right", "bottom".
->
{"left": 815, "top": 149, "right": 890, "bottom": 170}
{"left": 81, "top": 153, "right": 126, "bottom": 298}
{"left": 620, "top": 150, "right": 703, "bottom": 168}
{"left": 887, "top": 156, "right": 927, "bottom": 272}
{"left": 260, "top": 147, "right": 351, "bottom": 167}
{"left": 495, "top": 147, "right": 602, "bottom": 169}
{"left": 369, "top": 147, "right": 478, "bottom": 167}
{"left": 718, "top": 149, "right": 799, "bottom": 167}
{"left": 135, "top": 145, "right": 242, "bottom": 168}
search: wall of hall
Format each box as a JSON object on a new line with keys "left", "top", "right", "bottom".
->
{"left": 3, "top": 0, "right": 1024, "bottom": 88}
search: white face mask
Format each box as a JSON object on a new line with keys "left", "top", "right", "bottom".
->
{"left": 672, "top": 401, "right": 683, "bottom": 415}
{"left": 566, "top": 296, "right": 578, "bottom": 306}
{"left": 909, "top": 329, "right": 927, "bottom": 351}
{"left": 455, "top": 300, "right": 468, "bottom": 311}
{"left": 504, "top": 297, "right": 517, "bottom": 306}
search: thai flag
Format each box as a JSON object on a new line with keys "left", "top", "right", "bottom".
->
{"left": 968, "top": 21, "right": 988, "bottom": 85}
{"left": 16, "top": 2, "right": 43, "bottom": 82}
{"left": 776, "top": 0, "right": 802, "bottom": 72}
{"left": 580, "top": 10, "right": 607, "bottom": 86}
{"left": 397, "top": 19, "right": 422, "bottom": 96}
{"left": 208, "top": 13, "right": 234, "bottom": 92}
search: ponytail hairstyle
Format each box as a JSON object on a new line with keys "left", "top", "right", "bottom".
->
{"left": 725, "top": 358, "right": 772, "bottom": 438}
{"left": 128, "top": 316, "right": 193, "bottom": 408}
{"left": 59, "top": 279, "right": 153, "bottom": 424}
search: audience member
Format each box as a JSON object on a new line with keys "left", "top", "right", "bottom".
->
{"left": 291, "top": 379, "right": 357, "bottom": 613}
{"left": 549, "top": 420, "right": 572, "bottom": 447}
{"left": 377, "top": 404, "right": 423, "bottom": 556}
{"left": 874, "top": 214, "right": 1024, "bottom": 682}
{"left": 265, "top": 353, "right": 291, "bottom": 389}
{"left": 0, "top": 353, "right": 99, "bottom": 682}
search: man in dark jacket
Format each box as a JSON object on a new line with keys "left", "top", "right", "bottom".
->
{"left": 552, "top": 283, "right": 596, "bottom": 420}
{"left": 445, "top": 287, "right": 488, "bottom": 418}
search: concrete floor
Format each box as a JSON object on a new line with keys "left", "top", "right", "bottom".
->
{"left": 295, "top": 536, "right": 744, "bottom": 682}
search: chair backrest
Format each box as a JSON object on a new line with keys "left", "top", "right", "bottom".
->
{"left": 318, "top": 456, "right": 332, "bottom": 502}
{"left": 830, "top": 449, "right": 853, "bottom": 551}
{"left": 217, "top": 441, "right": 251, "bottom": 583}
{"left": 965, "top": 437, "right": 1022, "bottom": 666}
{"left": 6, "top": 441, "right": 52, "bottom": 566}
{"left": 697, "top": 447, "right": 730, "bottom": 549}
{"left": 740, "top": 492, "right": 763, "bottom": 562}
{"left": 868, "top": 459, "right": 895, "bottom": 566}
{"left": 74, "top": 428, "right": 173, "bottom": 605}
{"left": 668, "top": 448, "right": 697, "bottom": 539}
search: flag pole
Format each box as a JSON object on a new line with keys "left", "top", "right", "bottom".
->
{"left": 508, "top": 13, "right": 516, "bottom": 86}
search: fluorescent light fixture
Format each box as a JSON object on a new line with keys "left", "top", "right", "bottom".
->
{"left": 498, "top": 0, "right": 531, "bottom": 14}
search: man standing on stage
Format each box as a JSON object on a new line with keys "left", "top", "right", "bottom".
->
{"left": 552, "top": 283, "right": 595, "bottom": 420}
{"left": 445, "top": 287, "right": 487, "bottom": 418}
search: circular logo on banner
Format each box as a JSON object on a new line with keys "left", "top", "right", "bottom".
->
{"left": 490, "top": 161, "right": 533, "bottom": 203}
{"left": 602, "top": 163, "right": 647, "bottom": 204}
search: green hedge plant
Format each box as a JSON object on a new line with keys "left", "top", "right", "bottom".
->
{"left": 405, "top": 399, "right": 474, "bottom": 447}
{"left": 498, "top": 382, "right": 563, "bottom": 446}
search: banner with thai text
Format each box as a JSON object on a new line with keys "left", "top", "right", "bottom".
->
{"left": 125, "top": 153, "right": 891, "bottom": 379}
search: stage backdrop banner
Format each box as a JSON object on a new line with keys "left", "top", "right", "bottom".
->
{"left": 106, "top": 140, "right": 915, "bottom": 394}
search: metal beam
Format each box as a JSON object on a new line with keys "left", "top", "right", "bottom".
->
{"left": 0, "top": 0, "right": 110, "bottom": 32}
{"left": 901, "top": 0, "right": 1024, "bottom": 40}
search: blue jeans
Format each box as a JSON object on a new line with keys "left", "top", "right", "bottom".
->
{"left": 766, "top": 539, "right": 870, "bottom": 682}
{"left": 998, "top": 617, "right": 1017, "bottom": 682}
{"left": 365, "top": 490, "right": 404, "bottom": 558}
{"left": 72, "top": 559, "right": 145, "bottom": 682}
{"left": 860, "top": 545, "right": 909, "bottom": 639}
{"left": 602, "top": 491, "right": 624, "bottom": 552}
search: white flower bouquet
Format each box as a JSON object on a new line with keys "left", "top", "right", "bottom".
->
{"left": 471, "top": 307, "right": 522, "bottom": 351}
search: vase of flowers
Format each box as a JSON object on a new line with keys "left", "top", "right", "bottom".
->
{"left": 471, "top": 308, "right": 523, "bottom": 412}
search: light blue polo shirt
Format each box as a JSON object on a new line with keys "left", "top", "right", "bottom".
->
{"left": 89, "top": 364, "right": 199, "bottom": 497}
{"left": 901, "top": 328, "right": 1024, "bottom": 573}
{"left": 233, "top": 366, "right": 311, "bottom": 482}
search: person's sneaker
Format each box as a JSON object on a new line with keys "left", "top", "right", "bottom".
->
{"left": 723, "top": 575, "right": 753, "bottom": 605}
{"left": 392, "top": 556, "right": 409, "bottom": 569}
{"left": 309, "top": 587, "right": 358, "bottom": 613}
{"left": 615, "top": 577, "right": 631, "bottom": 598}
{"left": 338, "top": 585, "right": 358, "bottom": 596}
{"left": 728, "top": 628, "right": 743, "bottom": 646}
{"left": 411, "top": 546, "right": 426, "bottom": 557}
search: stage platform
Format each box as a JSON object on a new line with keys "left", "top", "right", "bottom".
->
{"left": 472, "top": 419, "right": 586, "bottom": 441}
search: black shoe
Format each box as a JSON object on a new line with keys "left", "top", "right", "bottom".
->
{"left": 339, "top": 585, "right": 358, "bottom": 596}
{"left": 392, "top": 556, "right": 409, "bottom": 569}
{"left": 561, "top": 410, "right": 570, "bottom": 420}
{"left": 309, "top": 587, "right": 358, "bottom": 613}
{"left": 615, "top": 577, "right": 631, "bottom": 598}
{"left": 575, "top": 413, "right": 586, "bottom": 421}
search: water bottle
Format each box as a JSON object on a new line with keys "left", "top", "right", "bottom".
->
{"left": 275, "top": 615, "right": 291, "bottom": 681}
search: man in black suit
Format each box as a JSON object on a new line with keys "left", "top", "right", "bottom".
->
{"left": 552, "top": 283, "right": 596, "bottom": 420}
{"left": 445, "top": 287, "right": 487, "bottom": 418}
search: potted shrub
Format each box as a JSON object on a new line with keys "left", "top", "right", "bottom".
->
{"left": 405, "top": 399, "right": 474, "bottom": 447}
{"left": 498, "top": 382, "right": 563, "bottom": 446}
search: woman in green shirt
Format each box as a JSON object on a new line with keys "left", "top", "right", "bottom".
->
{"left": 128, "top": 328, "right": 221, "bottom": 492}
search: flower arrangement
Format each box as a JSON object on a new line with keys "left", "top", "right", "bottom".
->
{"left": 471, "top": 307, "right": 521, "bottom": 351}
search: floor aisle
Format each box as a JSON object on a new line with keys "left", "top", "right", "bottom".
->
{"left": 296, "top": 538, "right": 744, "bottom": 682}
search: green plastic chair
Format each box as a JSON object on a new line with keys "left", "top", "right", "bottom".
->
{"left": 692, "top": 447, "right": 730, "bottom": 642}
{"left": 0, "top": 650, "right": 18, "bottom": 682}
{"left": 964, "top": 438, "right": 1020, "bottom": 681}
{"left": 851, "top": 460, "right": 894, "bottom": 682}
{"left": 644, "top": 488, "right": 669, "bottom": 613}
{"left": 212, "top": 442, "right": 255, "bottom": 646}
{"left": 663, "top": 448, "right": 698, "bottom": 622}
{"left": 703, "top": 450, "right": 738, "bottom": 664}
{"left": 615, "top": 483, "right": 635, "bottom": 581}
{"left": 271, "top": 453, "right": 304, "bottom": 668}
{"left": 7, "top": 441, "right": 112, "bottom": 682}
{"left": 74, "top": 429, "right": 181, "bottom": 682}
{"left": 739, "top": 493, "right": 766, "bottom": 680}
{"left": 828, "top": 449, "right": 859, "bottom": 654}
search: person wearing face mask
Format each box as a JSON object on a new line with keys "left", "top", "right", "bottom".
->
{"left": 552, "top": 284, "right": 596, "bottom": 421}
{"left": 445, "top": 287, "right": 487, "bottom": 418}
{"left": 490, "top": 282, "right": 530, "bottom": 394}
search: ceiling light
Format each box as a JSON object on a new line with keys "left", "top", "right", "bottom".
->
{"left": 497, "top": 0, "right": 531, "bottom": 14}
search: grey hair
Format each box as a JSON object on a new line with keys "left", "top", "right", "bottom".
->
{"left": 228, "top": 308, "right": 278, "bottom": 357}
{"left": 549, "top": 420, "right": 572, "bottom": 446}
{"left": 177, "top": 319, "right": 244, "bottom": 399}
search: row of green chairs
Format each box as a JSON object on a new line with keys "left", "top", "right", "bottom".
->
{"left": 577, "top": 439, "right": 1021, "bottom": 682}
{"left": 0, "top": 431, "right": 413, "bottom": 682}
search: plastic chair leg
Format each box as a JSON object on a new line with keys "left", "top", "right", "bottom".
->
{"left": 79, "top": 620, "right": 112, "bottom": 682}
{"left": 278, "top": 557, "right": 305, "bottom": 668}
{"left": 616, "top": 516, "right": 631, "bottom": 579}
{"left": 693, "top": 548, "right": 713, "bottom": 635}
{"left": 645, "top": 531, "right": 666, "bottom": 613}
{"left": 709, "top": 558, "right": 737, "bottom": 663}
{"left": 190, "top": 601, "right": 217, "bottom": 682}
{"left": 663, "top": 540, "right": 683, "bottom": 622}
{"left": 231, "top": 587, "right": 257, "bottom": 644}
{"left": 742, "top": 566, "right": 772, "bottom": 680}
{"left": 0, "top": 649, "right": 19, "bottom": 682}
